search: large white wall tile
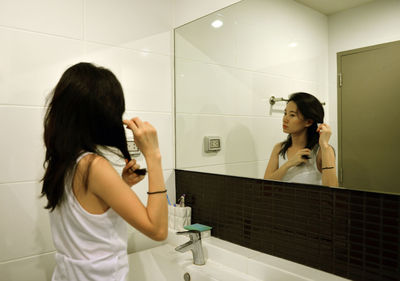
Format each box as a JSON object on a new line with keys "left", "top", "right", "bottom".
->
{"left": 84, "top": 43, "right": 172, "bottom": 113}
{"left": 176, "top": 57, "right": 325, "bottom": 118}
{"left": 85, "top": 0, "right": 173, "bottom": 53}
{"left": 0, "top": 252, "right": 55, "bottom": 281}
{"left": 0, "top": 106, "right": 45, "bottom": 183}
{"left": 0, "top": 182, "right": 54, "bottom": 262}
{"left": 0, "top": 0, "right": 83, "bottom": 39}
{"left": 174, "top": 14, "right": 237, "bottom": 66}
{"left": 173, "top": 0, "right": 241, "bottom": 27}
{"left": 0, "top": 27, "right": 85, "bottom": 106}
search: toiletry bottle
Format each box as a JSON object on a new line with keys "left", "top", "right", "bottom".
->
{"left": 179, "top": 194, "right": 185, "bottom": 207}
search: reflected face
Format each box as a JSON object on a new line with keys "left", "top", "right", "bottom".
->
{"left": 282, "top": 101, "right": 311, "bottom": 134}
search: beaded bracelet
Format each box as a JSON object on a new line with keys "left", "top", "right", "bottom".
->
{"left": 147, "top": 189, "right": 167, "bottom": 195}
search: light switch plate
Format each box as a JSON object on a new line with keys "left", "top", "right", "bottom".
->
{"left": 127, "top": 140, "right": 141, "bottom": 157}
{"left": 204, "top": 136, "right": 221, "bottom": 152}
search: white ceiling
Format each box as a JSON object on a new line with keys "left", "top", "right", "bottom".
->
{"left": 294, "top": 0, "right": 377, "bottom": 15}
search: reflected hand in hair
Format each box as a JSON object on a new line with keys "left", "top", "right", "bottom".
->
{"left": 122, "top": 159, "right": 145, "bottom": 187}
{"left": 317, "top": 123, "right": 332, "bottom": 148}
{"left": 288, "top": 149, "right": 311, "bottom": 167}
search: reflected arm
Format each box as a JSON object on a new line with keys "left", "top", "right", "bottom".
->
{"left": 317, "top": 145, "right": 339, "bottom": 187}
{"left": 264, "top": 143, "right": 291, "bottom": 180}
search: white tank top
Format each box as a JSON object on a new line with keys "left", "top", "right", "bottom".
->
{"left": 49, "top": 152, "right": 128, "bottom": 281}
{"left": 278, "top": 147, "right": 322, "bottom": 185}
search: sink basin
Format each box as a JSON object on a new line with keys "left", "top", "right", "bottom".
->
{"left": 127, "top": 244, "right": 258, "bottom": 281}
{"left": 127, "top": 231, "right": 350, "bottom": 281}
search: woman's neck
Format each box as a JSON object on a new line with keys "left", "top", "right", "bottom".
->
{"left": 290, "top": 130, "right": 308, "bottom": 148}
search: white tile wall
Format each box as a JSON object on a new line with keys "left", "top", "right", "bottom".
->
{"left": 84, "top": 0, "right": 172, "bottom": 53}
{"left": 0, "top": 0, "right": 83, "bottom": 39}
{"left": 175, "top": 0, "right": 328, "bottom": 178}
{"left": 84, "top": 43, "right": 172, "bottom": 113}
{"left": 0, "top": 27, "right": 85, "bottom": 106}
{"left": 0, "top": 182, "right": 53, "bottom": 262}
{"left": 0, "top": 106, "right": 46, "bottom": 183}
{"left": 176, "top": 113, "right": 286, "bottom": 177}
{"left": 0, "top": 0, "right": 239, "bottom": 278}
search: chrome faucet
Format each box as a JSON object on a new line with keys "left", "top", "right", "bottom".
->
{"left": 175, "top": 230, "right": 205, "bottom": 265}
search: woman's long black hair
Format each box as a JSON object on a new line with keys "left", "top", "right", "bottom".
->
{"left": 42, "top": 62, "right": 132, "bottom": 211}
{"left": 279, "top": 92, "right": 324, "bottom": 158}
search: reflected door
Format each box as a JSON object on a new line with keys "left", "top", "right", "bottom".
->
{"left": 338, "top": 41, "right": 400, "bottom": 193}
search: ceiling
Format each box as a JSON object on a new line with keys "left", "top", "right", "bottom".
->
{"left": 294, "top": 0, "right": 377, "bottom": 15}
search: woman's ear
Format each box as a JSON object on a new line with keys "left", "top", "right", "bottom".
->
{"left": 305, "top": 119, "right": 314, "bottom": 128}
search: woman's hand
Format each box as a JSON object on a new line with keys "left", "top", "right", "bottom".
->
{"left": 121, "top": 159, "right": 145, "bottom": 187}
{"left": 287, "top": 149, "right": 311, "bottom": 167}
{"left": 317, "top": 123, "right": 332, "bottom": 148}
{"left": 123, "top": 117, "right": 160, "bottom": 158}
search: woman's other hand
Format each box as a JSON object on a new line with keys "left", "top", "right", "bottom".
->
{"left": 288, "top": 148, "right": 311, "bottom": 167}
{"left": 121, "top": 159, "right": 145, "bottom": 187}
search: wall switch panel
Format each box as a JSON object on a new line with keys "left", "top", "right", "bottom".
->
{"left": 127, "top": 140, "right": 141, "bottom": 157}
{"left": 204, "top": 136, "right": 221, "bottom": 152}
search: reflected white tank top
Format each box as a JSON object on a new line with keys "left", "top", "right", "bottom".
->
{"left": 278, "top": 147, "right": 322, "bottom": 185}
{"left": 49, "top": 153, "right": 128, "bottom": 281}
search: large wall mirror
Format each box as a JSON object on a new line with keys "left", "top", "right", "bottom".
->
{"left": 175, "top": 0, "right": 400, "bottom": 194}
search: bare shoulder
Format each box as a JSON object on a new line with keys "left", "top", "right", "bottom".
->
{"left": 77, "top": 153, "right": 111, "bottom": 172}
{"left": 272, "top": 142, "right": 284, "bottom": 153}
{"left": 77, "top": 154, "right": 121, "bottom": 192}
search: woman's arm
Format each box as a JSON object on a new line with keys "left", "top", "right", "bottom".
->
{"left": 317, "top": 123, "right": 339, "bottom": 187}
{"left": 88, "top": 118, "right": 168, "bottom": 241}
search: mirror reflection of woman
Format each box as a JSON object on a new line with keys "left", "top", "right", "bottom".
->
{"left": 264, "top": 92, "right": 338, "bottom": 187}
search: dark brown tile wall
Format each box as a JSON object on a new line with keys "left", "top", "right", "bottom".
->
{"left": 175, "top": 170, "right": 400, "bottom": 281}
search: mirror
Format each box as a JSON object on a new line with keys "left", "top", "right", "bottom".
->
{"left": 175, "top": 0, "right": 399, "bottom": 194}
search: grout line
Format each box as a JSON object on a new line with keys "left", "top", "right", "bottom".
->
{"left": 124, "top": 109, "right": 173, "bottom": 115}
{"left": 82, "top": 0, "right": 85, "bottom": 41}
{"left": 84, "top": 38, "right": 173, "bottom": 57}
{"left": 0, "top": 251, "right": 56, "bottom": 264}
{"left": 0, "top": 25, "right": 82, "bottom": 42}
{"left": 0, "top": 104, "right": 46, "bottom": 109}
{"left": 0, "top": 180, "right": 41, "bottom": 186}
{"left": 179, "top": 159, "right": 268, "bottom": 170}
{"left": 176, "top": 112, "right": 283, "bottom": 119}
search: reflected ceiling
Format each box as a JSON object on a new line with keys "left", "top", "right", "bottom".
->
{"left": 294, "top": 0, "right": 377, "bottom": 15}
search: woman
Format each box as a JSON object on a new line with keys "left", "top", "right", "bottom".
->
{"left": 264, "top": 92, "right": 338, "bottom": 187}
{"left": 41, "top": 62, "right": 167, "bottom": 281}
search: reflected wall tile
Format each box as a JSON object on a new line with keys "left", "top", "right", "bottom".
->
{"left": 173, "top": 0, "right": 241, "bottom": 28}
{"left": 174, "top": 14, "right": 237, "bottom": 66}
{"left": 0, "top": 27, "right": 85, "bottom": 106}
{"left": 0, "top": 0, "right": 83, "bottom": 39}
{"left": 0, "top": 182, "right": 54, "bottom": 262}
{"left": 176, "top": 113, "right": 285, "bottom": 170}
